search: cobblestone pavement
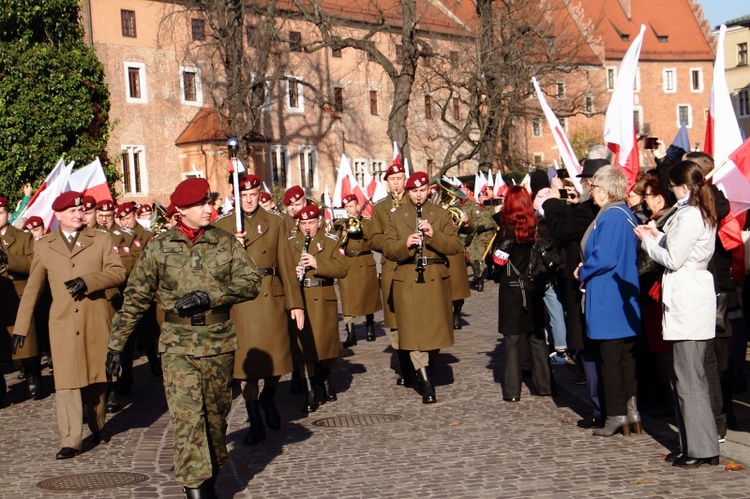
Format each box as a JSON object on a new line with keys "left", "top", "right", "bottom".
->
{"left": 2, "top": 279, "right": 750, "bottom": 498}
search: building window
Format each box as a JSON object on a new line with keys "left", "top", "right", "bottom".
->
{"left": 270, "top": 145, "right": 288, "bottom": 188}
{"left": 584, "top": 94, "right": 595, "bottom": 115}
{"left": 353, "top": 159, "right": 368, "bottom": 186}
{"left": 452, "top": 96, "right": 460, "bottom": 120}
{"left": 739, "top": 90, "right": 750, "bottom": 117}
{"left": 690, "top": 68, "right": 703, "bottom": 92}
{"left": 370, "top": 90, "right": 378, "bottom": 115}
{"left": 289, "top": 31, "right": 301, "bottom": 52}
{"left": 332, "top": 47, "right": 342, "bottom": 58}
{"left": 677, "top": 104, "right": 692, "bottom": 128}
{"left": 531, "top": 118, "right": 543, "bottom": 138}
{"left": 738, "top": 43, "right": 748, "bottom": 67}
{"left": 371, "top": 160, "right": 386, "bottom": 181}
{"left": 663, "top": 69, "right": 676, "bottom": 92}
{"left": 191, "top": 19, "right": 205, "bottom": 41}
{"left": 124, "top": 62, "right": 147, "bottom": 104}
{"left": 121, "top": 146, "right": 147, "bottom": 195}
{"left": 299, "top": 146, "right": 316, "bottom": 189}
{"left": 180, "top": 67, "right": 202, "bottom": 105}
{"left": 606, "top": 67, "right": 616, "bottom": 90}
{"left": 333, "top": 87, "right": 344, "bottom": 113}
{"left": 286, "top": 76, "right": 304, "bottom": 112}
{"left": 425, "top": 95, "right": 433, "bottom": 119}
{"left": 121, "top": 10, "right": 136, "bottom": 38}
{"left": 449, "top": 51, "right": 459, "bottom": 66}
{"left": 246, "top": 26, "right": 257, "bottom": 45}
{"left": 556, "top": 81, "right": 566, "bottom": 99}
{"left": 533, "top": 153, "right": 544, "bottom": 165}
{"left": 395, "top": 44, "right": 403, "bottom": 64}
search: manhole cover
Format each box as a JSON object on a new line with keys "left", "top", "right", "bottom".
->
{"left": 37, "top": 472, "right": 149, "bottom": 491}
{"left": 312, "top": 414, "right": 401, "bottom": 427}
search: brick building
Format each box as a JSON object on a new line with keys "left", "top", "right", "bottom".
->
{"left": 720, "top": 15, "right": 750, "bottom": 141}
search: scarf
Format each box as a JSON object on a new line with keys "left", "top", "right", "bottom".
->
{"left": 176, "top": 221, "right": 205, "bottom": 243}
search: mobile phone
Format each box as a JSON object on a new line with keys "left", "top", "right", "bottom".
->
{"left": 559, "top": 188, "right": 568, "bottom": 199}
{"left": 643, "top": 137, "right": 659, "bottom": 149}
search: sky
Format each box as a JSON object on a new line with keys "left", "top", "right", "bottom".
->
{"left": 698, "top": 0, "right": 749, "bottom": 28}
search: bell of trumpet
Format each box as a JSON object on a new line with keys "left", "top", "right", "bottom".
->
{"left": 437, "top": 183, "right": 467, "bottom": 230}
{"left": 149, "top": 202, "right": 170, "bottom": 234}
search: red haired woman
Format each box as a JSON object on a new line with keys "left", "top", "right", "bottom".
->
{"left": 490, "top": 186, "right": 552, "bottom": 402}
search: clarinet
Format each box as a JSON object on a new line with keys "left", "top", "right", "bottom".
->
{"left": 298, "top": 232, "right": 311, "bottom": 285}
{"left": 415, "top": 202, "right": 425, "bottom": 283}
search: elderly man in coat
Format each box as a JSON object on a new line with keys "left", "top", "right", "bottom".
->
{"left": 13, "top": 191, "right": 126, "bottom": 459}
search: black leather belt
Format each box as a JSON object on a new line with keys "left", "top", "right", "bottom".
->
{"left": 346, "top": 250, "right": 372, "bottom": 257}
{"left": 257, "top": 267, "right": 277, "bottom": 276}
{"left": 301, "top": 278, "right": 334, "bottom": 287}
{"left": 164, "top": 311, "right": 230, "bottom": 326}
{"left": 411, "top": 257, "right": 447, "bottom": 266}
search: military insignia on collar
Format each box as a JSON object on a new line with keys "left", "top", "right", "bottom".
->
{"left": 257, "top": 224, "right": 263, "bottom": 234}
{"left": 76, "top": 242, "right": 84, "bottom": 248}
{"left": 1, "top": 239, "right": 7, "bottom": 246}
{"left": 317, "top": 242, "right": 323, "bottom": 252}
{"left": 390, "top": 207, "right": 397, "bottom": 212}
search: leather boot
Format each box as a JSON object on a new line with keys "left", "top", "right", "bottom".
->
{"left": 290, "top": 369, "right": 303, "bottom": 394}
{"left": 26, "top": 371, "right": 41, "bottom": 399}
{"left": 106, "top": 387, "right": 121, "bottom": 413}
{"left": 365, "top": 315, "right": 376, "bottom": 342}
{"left": 183, "top": 481, "right": 210, "bottom": 499}
{"left": 343, "top": 323, "right": 357, "bottom": 348}
{"left": 243, "top": 400, "right": 266, "bottom": 445}
{"left": 204, "top": 475, "right": 219, "bottom": 499}
{"left": 453, "top": 303, "right": 462, "bottom": 330}
{"left": 316, "top": 365, "right": 337, "bottom": 402}
{"left": 416, "top": 367, "right": 437, "bottom": 404}
{"left": 592, "top": 415, "right": 631, "bottom": 436}
{"left": 259, "top": 385, "right": 281, "bottom": 431}
{"left": 302, "top": 377, "right": 319, "bottom": 413}
{"left": 396, "top": 350, "right": 414, "bottom": 387}
{"left": 627, "top": 395, "right": 642, "bottom": 434}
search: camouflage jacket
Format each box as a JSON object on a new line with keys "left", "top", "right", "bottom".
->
{"left": 109, "top": 226, "right": 261, "bottom": 356}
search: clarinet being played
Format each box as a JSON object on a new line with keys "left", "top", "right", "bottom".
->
{"left": 415, "top": 202, "right": 425, "bottom": 283}
{"left": 298, "top": 232, "right": 311, "bottom": 285}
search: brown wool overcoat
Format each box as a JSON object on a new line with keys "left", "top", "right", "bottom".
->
{"left": 338, "top": 218, "right": 382, "bottom": 316}
{"left": 0, "top": 225, "right": 37, "bottom": 360}
{"left": 369, "top": 196, "right": 401, "bottom": 328}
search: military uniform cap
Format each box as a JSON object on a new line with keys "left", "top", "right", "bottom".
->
{"left": 404, "top": 172, "right": 429, "bottom": 190}
{"left": 283, "top": 185, "right": 305, "bottom": 205}
{"left": 23, "top": 216, "right": 43, "bottom": 230}
{"left": 0, "top": 197, "right": 7, "bottom": 208}
{"left": 52, "top": 191, "right": 84, "bottom": 211}
{"left": 137, "top": 204, "right": 153, "bottom": 215}
{"left": 342, "top": 194, "right": 358, "bottom": 205}
{"left": 82, "top": 196, "right": 97, "bottom": 211}
{"left": 171, "top": 177, "right": 212, "bottom": 208}
{"left": 384, "top": 163, "right": 405, "bottom": 179}
{"left": 259, "top": 192, "right": 272, "bottom": 204}
{"left": 238, "top": 174, "right": 261, "bottom": 191}
{"left": 165, "top": 203, "right": 178, "bottom": 219}
{"left": 97, "top": 199, "right": 115, "bottom": 212}
{"left": 293, "top": 204, "right": 320, "bottom": 220}
{"left": 115, "top": 202, "right": 136, "bottom": 218}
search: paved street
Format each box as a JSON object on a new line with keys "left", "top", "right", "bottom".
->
{"left": 2, "top": 278, "right": 750, "bottom": 498}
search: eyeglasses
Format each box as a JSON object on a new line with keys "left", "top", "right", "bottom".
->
{"left": 643, "top": 192, "right": 655, "bottom": 198}
{"left": 589, "top": 183, "right": 600, "bottom": 190}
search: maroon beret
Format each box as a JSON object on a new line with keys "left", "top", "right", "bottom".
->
{"left": 259, "top": 192, "right": 272, "bottom": 204}
{"left": 23, "top": 216, "right": 43, "bottom": 230}
{"left": 136, "top": 204, "right": 153, "bottom": 215}
{"left": 283, "top": 185, "right": 305, "bottom": 205}
{"left": 52, "top": 191, "right": 84, "bottom": 211}
{"left": 342, "top": 194, "right": 358, "bottom": 205}
{"left": 170, "top": 178, "right": 212, "bottom": 208}
{"left": 97, "top": 200, "right": 115, "bottom": 212}
{"left": 165, "top": 203, "right": 178, "bottom": 219}
{"left": 404, "top": 172, "right": 429, "bottom": 190}
{"left": 293, "top": 204, "right": 320, "bottom": 220}
{"left": 81, "top": 196, "right": 97, "bottom": 211}
{"left": 115, "top": 202, "right": 136, "bottom": 218}
{"left": 0, "top": 197, "right": 8, "bottom": 208}
{"left": 384, "top": 163, "right": 406, "bottom": 179}
{"left": 238, "top": 174, "right": 261, "bottom": 192}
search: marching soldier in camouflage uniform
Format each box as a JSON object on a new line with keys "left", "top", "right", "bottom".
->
{"left": 337, "top": 194, "right": 382, "bottom": 346}
{"left": 443, "top": 196, "right": 474, "bottom": 330}
{"left": 107, "top": 178, "right": 260, "bottom": 498}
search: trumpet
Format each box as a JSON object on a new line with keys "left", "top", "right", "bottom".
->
{"left": 334, "top": 216, "right": 363, "bottom": 248}
{"left": 298, "top": 232, "right": 311, "bottom": 285}
{"left": 436, "top": 184, "right": 467, "bottom": 231}
{"left": 415, "top": 202, "right": 425, "bottom": 283}
{"left": 149, "top": 201, "right": 170, "bottom": 234}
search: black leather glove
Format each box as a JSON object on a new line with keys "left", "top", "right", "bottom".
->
{"left": 105, "top": 349, "right": 122, "bottom": 383}
{"left": 0, "top": 247, "right": 8, "bottom": 266}
{"left": 64, "top": 277, "right": 88, "bottom": 299}
{"left": 174, "top": 291, "right": 210, "bottom": 315}
{"left": 11, "top": 334, "right": 25, "bottom": 355}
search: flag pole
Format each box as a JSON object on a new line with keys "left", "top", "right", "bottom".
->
{"left": 227, "top": 138, "right": 243, "bottom": 234}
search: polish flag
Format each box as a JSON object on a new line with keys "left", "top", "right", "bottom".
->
{"left": 16, "top": 159, "right": 74, "bottom": 232}
{"left": 21, "top": 157, "right": 66, "bottom": 214}
{"left": 262, "top": 182, "right": 271, "bottom": 194}
{"left": 372, "top": 180, "right": 388, "bottom": 203}
{"left": 473, "top": 171, "right": 487, "bottom": 200}
{"left": 486, "top": 170, "right": 494, "bottom": 187}
{"left": 520, "top": 173, "right": 531, "bottom": 193}
{"left": 322, "top": 185, "right": 334, "bottom": 223}
{"left": 403, "top": 157, "right": 411, "bottom": 178}
{"left": 712, "top": 137, "right": 750, "bottom": 216}
{"left": 66, "top": 157, "right": 112, "bottom": 202}
{"left": 494, "top": 171, "right": 508, "bottom": 197}
{"left": 604, "top": 24, "right": 646, "bottom": 190}
{"left": 332, "top": 154, "right": 367, "bottom": 209}
{"left": 705, "top": 25, "right": 744, "bottom": 164}
{"left": 360, "top": 168, "right": 377, "bottom": 217}
{"left": 392, "top": 141, "right": 402, "bottom": 168}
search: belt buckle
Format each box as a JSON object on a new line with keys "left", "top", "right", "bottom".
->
{"left": 302, "top": 279, "right": 311, "bottom": 287}
{"left": 418, "top": 257, "right": 429, "bottom": 266}
{"left": 191, "top": 314, "right": 206, "bottom": 326}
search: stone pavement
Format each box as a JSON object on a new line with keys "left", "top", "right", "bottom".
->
{"left": 2, "top": 279, "right": 750, "bottom": 498}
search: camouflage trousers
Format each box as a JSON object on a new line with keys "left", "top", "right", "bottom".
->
{"left": 162, "top": 352, "right": 234, "bottom": 488}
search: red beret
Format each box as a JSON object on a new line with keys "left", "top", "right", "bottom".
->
{"left": 293, "top": 204, "right": 320, "bottom": 220}
{"left": 137, "top": 204, "right": 153, "bottom": 215}
{"left": 384, "top": 163, "right": 406, "bottom": 179}
{"left": 404, "top": 172, "right": 429, "bottom": 190}
{"left": 238, "top": 174, "right": 261, "bottom": 192}
{"left": 0, "top": 197, "right": 8, "bottom": 208}
{"left": 461, "top": 182, "right": 469, "bottom": 189}
{"left": 259, "top": 192, "right": 272, "bottom": 204}
{"left": 165, "top": 203, "right": 178, "bottom": 219}
{"left": 23, "top": 216, "right": 43, "bottom": 230}
{"left": 170, "top": 177, "right": 212, "bottom": 208}
{"left": 82, "top": 196, "right": 97, "bottom": 211}
{"left": 52, "top": 191, "right": 84, "bottom": 211}
{"left": 115, "top": 202, "right": 136, "bottom": 218}
{"left": 283, "top": 185, "right": 305, "bottom": 205}
{"left": 97, "top": 200, "right": 115, "bottom": 212}
{"left": 342, "top": 194, "right": 358, "bottom": 205}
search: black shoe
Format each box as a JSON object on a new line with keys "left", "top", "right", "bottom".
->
{"left": 416, "top": 367, "right": 436, "bottom": 404}
{"left": 453, "top": 311, "right": 462, "bottom": 330}
{"left": 366, "top": 316, "right": 376, "bottom": 342}
{"left": 343, "top": 323, "right": 357, "bottom": 348}
{"left": 576, "top": 417, "right": 604, "bottom": 429}
{"left": 27, "top": 373, "right": 41, "bottom": 399}
{"left": 503, "top": 397, "right": 520, "bottom": 402}
{"left": 396, "top": 350, "right": 414, "bottom": 387}
{"left": 664, "top": 451, "right": 683, "bottom": 462}
{"left": 259, "top": 390, "right": 281, "bottom": 431}
{"left": 55, "top": 447, "right": 81, "bottom": 460}
{"left": 673, "top": 455, "right": 719, "bottom": 467}
{"left": 244, "top": 401, "right": 266, "bottom": 445}
{"left": 302, "top": 378, "right": 319, "bottom": 413}
{"left": 316, "top": 365, "right": 337, "bottom": 402}
{"left": 92, "top": 429, "right": 111, "bottom": 445}
{"left": 106, "top": 389, "right": 121, "bottom": 413}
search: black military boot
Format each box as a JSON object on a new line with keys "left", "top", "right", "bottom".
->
{"left": 416, "top": 366, "right": 437, "bottom": 404}
{"left": 290, "top": 367, "right": 303, "bottom": 394}
{"left": 316, "top": 364, "right": 337, "bottom": 402}
{"left": 343, "top": 323, "right": 357, "bottom": 348}
{"left": 302, "top": 377, "right": 319, "bottom": 413}
{"left": 259, "top": 384, "right": 281, "bottom": 431}
{"left": 243, "top": 400, "right": 266, "bottom": 445}
{"left": 26, "top": 371, "right": 41, "bottom": 399}
{"left": 365, "top": 314, "right": 376, "bottom": 341}
{"left": 106, "top": 386, "right": 121, "bottom": 413}
{"left": 204, "top": 475, "right": 219, "bottom": 499}
{"left": 396, "top": 350, "right": 414, "bottom": 387}
{"left": 183, "top": 481, "right": 210, "bottom": 499}
{"left": 453, "top": 302, "right": 463, "bottom": 330}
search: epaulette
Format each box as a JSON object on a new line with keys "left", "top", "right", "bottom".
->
{"left": 214, "top": 212, "right": 233, "bottom": 222}
{"left": 153, "top": 231, "right": 170, "bottom": 240}
{"left": 325, "top": 233, "right": 339, "bottom": 241}
{"left": 112, "top": 230, "right": 122, "bottom": 235}
{"left": 373, "top": 198, "right": 387, "bottom": 207}
{"left": 120, "top": 227, "right": 135, "bottom": 234}
{"left": 267, "top": 210, "right": 282, "bottom": 218}
{"left": 96, "top": 229, "right": 108, "bottom": 234}
{"left": 288, "top": 235, "right": 297, "bottom": 240}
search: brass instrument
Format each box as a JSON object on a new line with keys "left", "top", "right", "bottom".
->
{"left": 437, "top": 183, "right": 467, "bottom": 231}
{"left": 415, "top": 202, "right": 425, "bottom": 283}
{"left": 298, "top": 232, "right": 311, "bottom": 285}
{"left": 334, "top": 216, "right": 363, "bottom": 248}
{"left": 149, "top": 202, "right": 170, "bottom": 234}
{"left": 391, "top": 193, "right": 405, "bottom": 209}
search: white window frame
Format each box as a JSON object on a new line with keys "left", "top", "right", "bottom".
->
{"left": 560, "top": 117, "right": 568, "bottom": 133}
{"left": 181, "top": 170, "right": 205, "bottom": 180}
{"left": 285, "top": 76, "right": 305, "bottom": 112}
{"left": 179, "top": 66, "right": 203, "bottom": 106}
{"left": 689, "top": 67, "right": 704, "bottom": 93}
{"left": 677, "top": 104, "right": 693, "bottom": 128}
{"left": 606, "top": 66, "right": 617, "bottom": 91}
{"left": 120, "top": 145, "right": 148, "bottom": 195}
{"left": 370, "top": 159, "right": 386, "bottom": 182}
{"left": 531, "top": 118, "right": 543, "bottom": 138}
{"left": 738, "top": 90, "right": 750, "bottom": 117}
{"left": 633, "top": 68, "right": 641, "bottom": 92}
{"left": 298, "top": 145, "right": 317, "bottom": 189}
{"left": 662, "top": 68, "right": 676, "bottom": 93}
{"left": 584, "top": 94, "right": 595, "bottom": 115}
{"left": 124, "top": 62, "right": 147, "bottom": 104}
{"left": 270, "top": 144, "right": 289, "bottom": 187}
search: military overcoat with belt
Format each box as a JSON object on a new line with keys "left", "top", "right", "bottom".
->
{"left": 0, "top": 224, "right": 37, "bottom": 360}
{"left": 369, "top": 195, "right": 402, "bottom": 328}
{"left": 337, "top": 217, "right": 383, "bottom": 316}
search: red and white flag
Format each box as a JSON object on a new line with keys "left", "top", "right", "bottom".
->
{"left": 66, "top": 157, "right": 112, "bottom": 202}
{"left": 494, "top": 171, "right": 508, "bottom": 197}
{"left": 604, "top": 24, "right": 646, "bottom": 190}
{"left": 359, "top": 167, "right": 377, "bottom": 217}
{"left": 705, "top": 25, "right": 744, "bottom": 164}
{"left": 17, "top": 159, "right": 74, "bottom": 232}
{"left": 392, "top": 141, "right": 402, "bottom": 168}
{"left": 473, "top": 171, "right": 487, "bottom": 200}
{"left": 713, "top": 137, "right": 750, "bottom": 216}
{"left": 332, "top": 154, "right": 367, "bottom": 209}
{"left": 322, "top": 185, "right": 334, "bottom": 223}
